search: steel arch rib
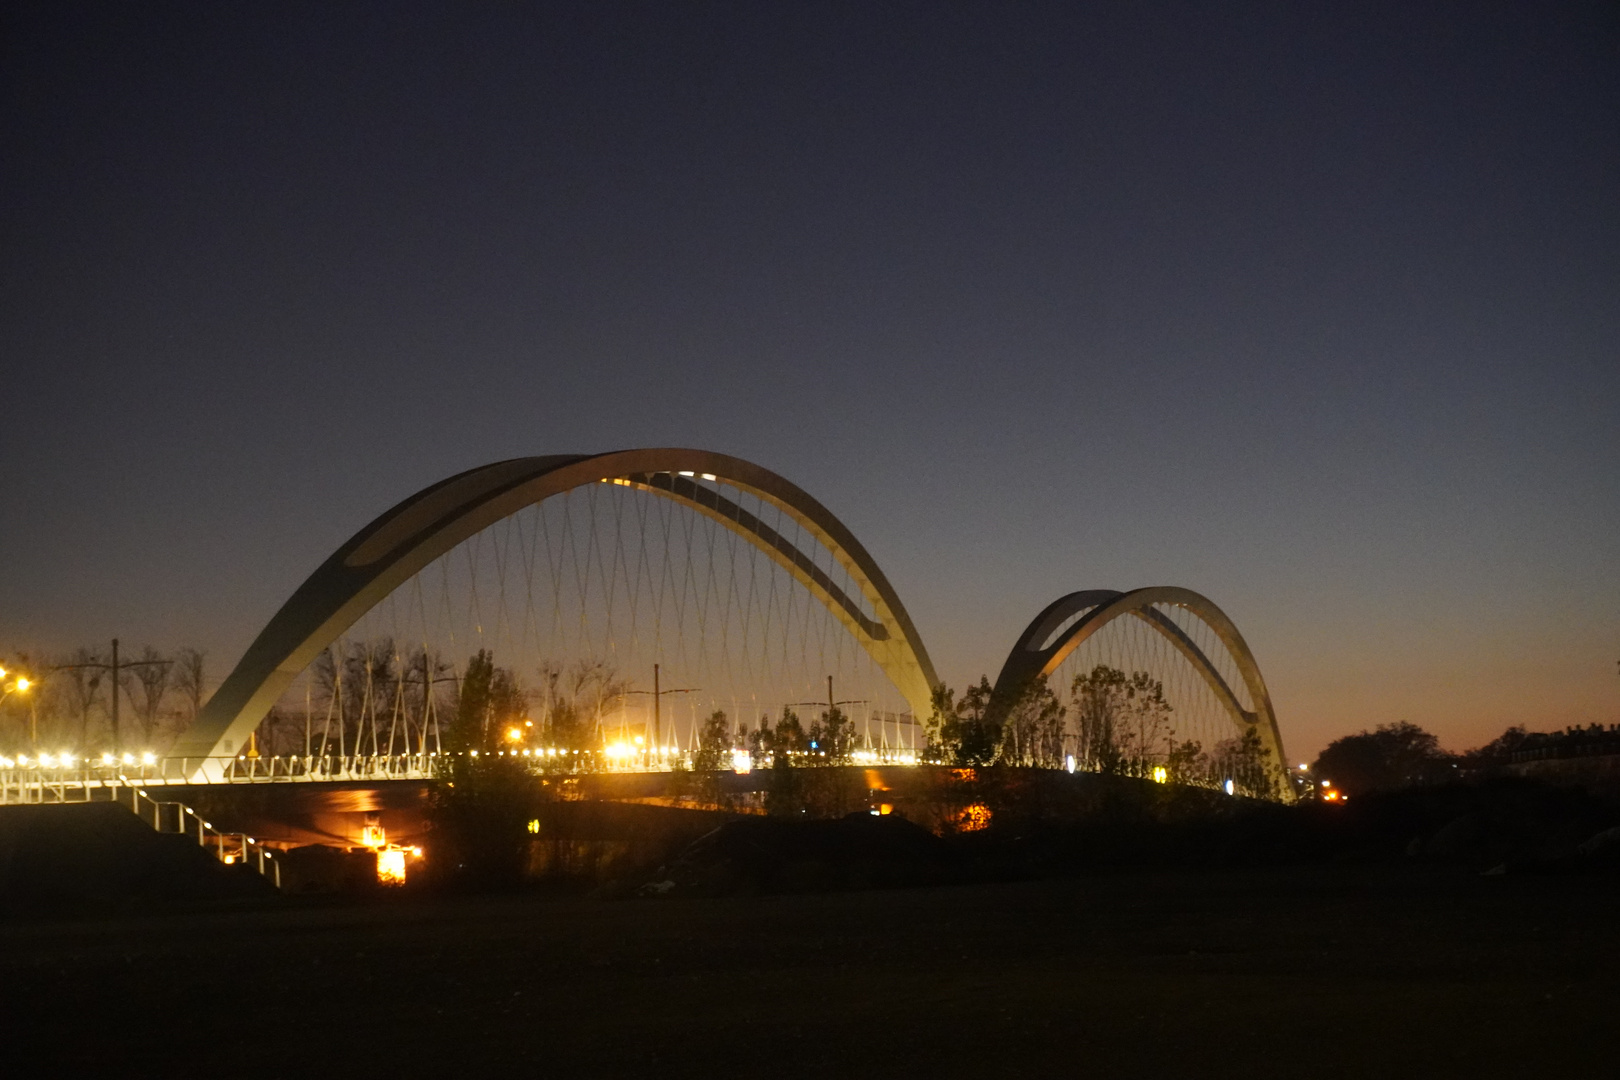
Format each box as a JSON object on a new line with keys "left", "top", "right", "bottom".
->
{"left": 173, "top": 450, "right": 940, "bottom": 766}
{"left": 988, "top": 586, "right": 1286, "bottom": 770}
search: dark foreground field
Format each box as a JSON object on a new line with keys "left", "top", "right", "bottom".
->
{"left": 2, "top": 865, "right": 1616, "bottom": 1078}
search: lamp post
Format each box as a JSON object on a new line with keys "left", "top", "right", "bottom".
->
{"left": 1, "top": 668, "right": 33, "bottom": 745}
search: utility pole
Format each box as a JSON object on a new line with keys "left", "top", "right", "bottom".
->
{"left": 623, "top": 663, "right": 698, "bottom": 762}
{"left": 788, "top": 676, "right": 868, "bottom": 758}
{"left": 789, "top": 675, "right": 867, "bottom": 713}
{"left": 52, "top": 640, "right": 171, "bottom": 754}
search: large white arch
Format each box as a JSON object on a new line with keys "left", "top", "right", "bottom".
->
{"left": 987, "top": 587, "right": 1286, "bottom": 771}
{"left": 172, "top": 450, "right": 939, "bottom": 765}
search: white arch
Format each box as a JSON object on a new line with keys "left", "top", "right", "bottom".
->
{"left": 172, "top": 450, "right": 939, "bottom": 766}
{"left": 988, "top": 587, "right": 1286, "bottom": 771}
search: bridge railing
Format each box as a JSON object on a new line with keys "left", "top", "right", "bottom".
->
{"left": 0, "top": 770, "right": 282, "bottom": 887}
{"left": 0, "top": 748, "right": 934, "bottom": 803}
{"left": 211, "top": 753, "right": 441, "bottom": 782}
{"left": 0, "top": 754, "right": 443, "bottom": 803}
{"left": 120, "top": 785, "right": 281, "bottom": 888}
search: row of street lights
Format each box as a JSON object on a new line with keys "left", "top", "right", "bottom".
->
{"left": 0, "top": 750, "right": 160, "bottom": 770}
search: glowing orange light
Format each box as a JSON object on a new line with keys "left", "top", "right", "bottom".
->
{"left": 956, "top": 802, "right": 992, "bottom": 832}
{"left": 377, "top": 848, "right": 406, "bottom": 885}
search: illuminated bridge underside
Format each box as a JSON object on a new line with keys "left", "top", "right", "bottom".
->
{"left": 174, "top": 450, "right": 940, "bottom": 766}
{"left": 987, "top": 587, "right": 1286, "bottom": 768}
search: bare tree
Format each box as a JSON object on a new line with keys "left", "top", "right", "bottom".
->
{"left": 59, "top": 647, "right": 104, "bottom": 751}
{"left": 312, "top": 640, "right": 373, "bottom": 755}
{"left": 171, "top": 648, "right": 207, "bottom": 729}
{"left": 311, "top": 646, "right": 346, "bottom": 754}
{"left": 20, "top": 662, "right": 73, "bottom": 749}
{"left": 359, "top": 638, "right": 400, "bottom": 755}
{"left": 539, "top": 658, "right": 628, "bottom": 745}
{"left": 1071, "top": 665, "right": 1125, "bottom": 774}
{"left": 1115, "top": 672, "right": 1174, "bottom": 776}
{"left": 1212, "top": 726, "right": 1277, "bottom": 798}
{"left": 399, "top": 646, "right": 456, "bottom": 754}
{"left": 122, "top": 645, "right": 171, "bottom": 748}
{"left": 569, "top": 658, "right": 627, "bottom": 738}
{"left": 258, "top": 705, "right": 304, "bottom": 756}
{"left": 1069, "top": 665, "right": 1173, "bottom": 777}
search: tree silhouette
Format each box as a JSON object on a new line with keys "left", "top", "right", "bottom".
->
{"left": 999, "top": 676, "right": 1065, "bottom": 766}
{"left": 1311, "top": 721, "right": 1451, "bottom": 797}
{"left": 809, "top": 705, "right": 854, "bottom": 764}
{"left": 944, "top": 677, "right": 1000, "bottom": 766}
{"left": 693, "top": 709, "right": 732, "bottom": 771}
{"left": 171, "top": 648, "right": 207, "bottom": 725}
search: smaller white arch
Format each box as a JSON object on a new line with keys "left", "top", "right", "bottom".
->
{"left": 989, "top": 587, "right": 1286, "bottom": 775}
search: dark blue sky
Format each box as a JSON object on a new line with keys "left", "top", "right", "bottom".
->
{"left": 3, "top": 2, "right": 1616, "bottom": 758}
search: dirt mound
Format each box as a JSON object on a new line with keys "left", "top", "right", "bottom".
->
{"left": 1346, "top": 778, "right": 1620, "bottom": 870}
{"left": 0, "top": 803, "right": 275, "bottom": 915}
{"left": 644, "top": 812, "right": 961, "bottom": 895}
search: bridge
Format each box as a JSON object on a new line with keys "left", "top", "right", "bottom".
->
{"left": 2, "top": 449, "right": 1291, "bottom": 883}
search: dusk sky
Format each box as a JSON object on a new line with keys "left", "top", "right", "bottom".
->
{"left": 2, "top": 2, "right": 1615, "bottom": 760}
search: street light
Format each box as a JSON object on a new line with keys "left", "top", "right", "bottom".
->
{"left": 0, "top": 662, "right": 44, "bottom": 747}
{"left": 1, "top": 672, "right": 33, "bottom": 742}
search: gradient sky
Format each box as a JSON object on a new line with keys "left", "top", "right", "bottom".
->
{"left": 3, "top": 2, "right": 1616, "bottom": 760}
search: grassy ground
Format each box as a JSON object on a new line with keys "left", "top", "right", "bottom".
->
{"left": 2, "top": 864, "right": 1616, "bottom": 1078}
